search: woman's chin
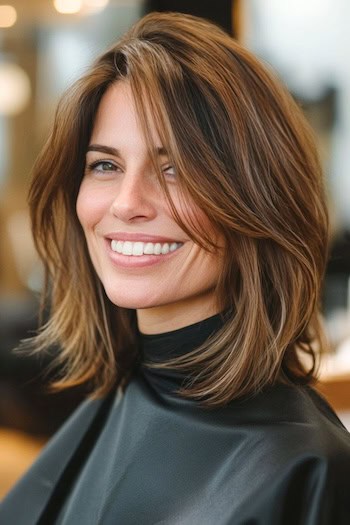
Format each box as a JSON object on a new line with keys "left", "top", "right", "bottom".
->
{"left": 104, "top": 288, "right": 164, "bottom": 310}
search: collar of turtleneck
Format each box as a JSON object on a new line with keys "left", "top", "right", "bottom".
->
{"left": 138, "top": 312, "right": 226, "bottom": 397}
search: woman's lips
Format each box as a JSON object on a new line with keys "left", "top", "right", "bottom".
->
{"left": 104, "top": 238, "right": 184, "bottom": 268}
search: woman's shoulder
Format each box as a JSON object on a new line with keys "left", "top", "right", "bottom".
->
{"left": 284, "top": 383, "right": 349, "bottom": 447}
{"left": 0, "top": 392, "right": 115, "bottom": 523}
{"left": 253, "top": 383, "right": 350, "bottom": 489}
{"left": 224, "top": 382, "right": 350, "bottom": 465}
{"left": 262, "top": 383, "right": 349, "bottom": 445}
{"left": 219, "top": 384, "right": 350, "bottom": 523}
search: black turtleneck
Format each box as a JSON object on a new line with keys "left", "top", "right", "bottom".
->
{"left": 2, "top": 314, "right": 350, "bottom": 525}
{"left": 139, "top": 312, "right": 225, "bottom": 397}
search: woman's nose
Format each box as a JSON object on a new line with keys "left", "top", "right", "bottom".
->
{"left": 109, "top": 172, "right": 157, "bottom": 223}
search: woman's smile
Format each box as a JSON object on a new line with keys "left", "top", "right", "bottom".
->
{"left": 104, "top": 235, "right": 184, "bottom": 269}
{"left": 110, "top": 240, "right": 182, "bottom": 256}
{"left": 105, "top": 231, "right": 183, "bottom": 257}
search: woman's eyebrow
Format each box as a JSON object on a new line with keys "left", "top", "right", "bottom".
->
{"left": 86, "top": 144, "right": 168, "bottom": 157}
{"left": 87, "top": 144, "right": 120, "bottom": 156}
{"left": 156, "top": 147, "right": 168, "bottom": 157}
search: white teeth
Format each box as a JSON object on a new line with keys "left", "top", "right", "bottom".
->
{"left": 144, "top": 242, "right": 154, "bottom": 255}
{"left": 132, "top": 242, "right": 144, "bottom": 256}
{"left": 110, "top": 240, "right": 182, "bottom": 256}
{"left": 122, "top": 241, "right": 133, "bottom": 255}
{"left": 111, "top": 240, "right": 120, "bottom": 253}
{"left": 161, "top": 243, "right": 170, "bottom": 254}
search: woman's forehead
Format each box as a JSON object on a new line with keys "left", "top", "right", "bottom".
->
{"left": 91, "top": 81, "right": 166, "bottom": 154}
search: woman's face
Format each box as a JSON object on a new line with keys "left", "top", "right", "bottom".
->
{"left": 76, "top": 81, "right": 224, "bottom": 333}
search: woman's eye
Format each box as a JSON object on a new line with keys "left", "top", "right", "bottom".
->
{"left": 163, "top": 165, "right": 176, "bottom": 178}
{"left": 88, "top": 161, "right": 117, "bottom": 173}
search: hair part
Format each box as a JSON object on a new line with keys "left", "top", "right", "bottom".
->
{"left": 27, "top": 12, "right": 329, "bottom": 407}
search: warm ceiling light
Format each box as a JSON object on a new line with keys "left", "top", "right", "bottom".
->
{"left": 0, "top": 5, "right": 17, "bottom": 27}
{"left": 53, "top": 0, "right": 83, "bottom": 14}
{"left": 0, "top": 63, "right": 31, "bottom": 116}
{"left": 83, "top": 0, "right": 109, "bottom": 14}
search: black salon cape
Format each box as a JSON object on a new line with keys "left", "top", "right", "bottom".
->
{"left": 1, "top": 315, "right": 350, "bottom": 524}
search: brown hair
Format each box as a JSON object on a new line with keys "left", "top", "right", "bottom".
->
{"left": 28, "top": 12, "right": 329, "bottom": 407}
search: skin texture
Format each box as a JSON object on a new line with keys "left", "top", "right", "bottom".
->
{"left": 76, "top": 81, "right": 223, "bottom": 334}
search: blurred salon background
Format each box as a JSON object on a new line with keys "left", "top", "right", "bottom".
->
{"left": 0, "top": 0, "right": 350, "bottom": 497}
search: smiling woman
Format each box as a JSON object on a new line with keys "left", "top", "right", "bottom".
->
{"left": 1, "top": 11, "right": 350, "bottom": 525}
{"left": 77, "top": 81, "right": 223, "bottom": 326}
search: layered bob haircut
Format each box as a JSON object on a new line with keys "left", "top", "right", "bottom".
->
{"left": 28, "top": 12, "right": 329, "bottom": 407}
